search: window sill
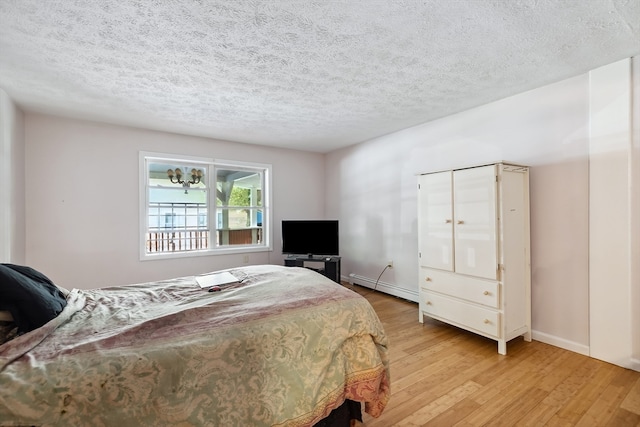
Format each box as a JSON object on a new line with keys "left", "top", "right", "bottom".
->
{"left": 140, "top": 245, "right": 272, "bottom": 261}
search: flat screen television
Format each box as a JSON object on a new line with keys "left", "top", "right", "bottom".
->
{"left": 281, "top": 220, "right": 339, "bottom": 256}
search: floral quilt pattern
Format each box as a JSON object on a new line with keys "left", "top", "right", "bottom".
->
{"left": 0, "top": 265, "right": 389, "bottom": 426}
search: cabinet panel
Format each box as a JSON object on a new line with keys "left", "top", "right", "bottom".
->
{"left": 418, "top": 172, "right": 453, "bottom": 271}
{"left": 421, "top": 291, "right": 500, "bottom": 337}
{"left": 453, "top": 166, "right": 498, "bottom": 279}
{"left": 420, "top": 267, "right": 499, "bottom": 308}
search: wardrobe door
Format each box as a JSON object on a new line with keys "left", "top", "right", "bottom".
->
{"left": 418, "top": 171, "right": 453, "bottom": 271}
{"left": 453, "top": 165, "right": 498, "bottom": 279}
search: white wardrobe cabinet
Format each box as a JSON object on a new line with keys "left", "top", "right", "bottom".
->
{"left": 417, "top": 163, "right": 531, "bottom": 355}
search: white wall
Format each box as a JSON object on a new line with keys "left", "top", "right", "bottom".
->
{"left": 327, "top": 73, "right": 592, "bottom": 352}
{"left": 588, "top": 58, "right": 638, "bottom": 370}
{"left": 24, "top": 114, "right": 326, "bottom": 288}
{"left": 0, "top": 89, "right": 25, "bottom": 264}
{"left": 633, "top": 56, "right": 640, "bottom": 368}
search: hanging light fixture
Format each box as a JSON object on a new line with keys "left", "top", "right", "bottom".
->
{"left": 167, "top": 168, "right": 203, "bottom": 193}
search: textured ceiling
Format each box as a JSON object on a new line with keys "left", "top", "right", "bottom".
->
{"left": 1, "top": 1, "right": 639, "bottom": 153}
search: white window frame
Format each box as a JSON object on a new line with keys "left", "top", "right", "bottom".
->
{"left": 139, "top": 151, "right": 272, "bottom": 260}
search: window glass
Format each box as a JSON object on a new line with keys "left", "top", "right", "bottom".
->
{"left": 215, "top": 168, "right": 264, "bottom": 247}
{"left": 146, "top": 161, "right": 209, "bottom": 254}
{"left": 141, "top": 154, "right": 270, "bottom": 259}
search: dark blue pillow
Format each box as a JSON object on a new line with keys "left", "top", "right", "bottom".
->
{"left": 0, "top": 264, "right": 67, "bottom": 334}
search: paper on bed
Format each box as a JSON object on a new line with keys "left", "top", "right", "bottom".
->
{"left": 195, "top": 271, "right": 240, "bottom": 288}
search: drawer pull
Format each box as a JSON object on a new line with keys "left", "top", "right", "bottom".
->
{"left": 445, "top": 219, "right": 452, "bottom": 223}
{"left": 457, "top": 220, "right": 465, "bottom": 224}
{"left": 425, "top": 277, "right": 432, "bottom": 282}
{"left": 426, "top": 301, "right": 432, "bottom": 305}
{"left": 484, "top": 319, "right": 490, "bottom": 324}
{"left": 483, "top": 291, "right": 490, "bottom": 296}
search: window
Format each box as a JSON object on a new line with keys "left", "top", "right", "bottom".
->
{"left": 140, "top": 152, "right": 271, "bottom": 259}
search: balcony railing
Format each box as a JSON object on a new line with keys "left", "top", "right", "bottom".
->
{"left": 146, "top": 230, "right": 209, "bottom": 253}
{"left": 147, "top": 202, "right": 263, "bottom": 254}
{"left": 146, "top": 228, "right": 263, "bottom": 253}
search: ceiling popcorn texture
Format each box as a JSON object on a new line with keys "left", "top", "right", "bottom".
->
{"left": 1, "top": 1, "right": 639, "bottom": 153}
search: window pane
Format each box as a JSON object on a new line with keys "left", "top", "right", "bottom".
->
{"left": 146, "top": 160, "right": 209, "bottom": 254}
{"left": 146, "top": 202, "right": 210, "bottom": 253}
{"left": 216, "top": 169, "right": 262, "bottom": 207}
{"left": 149, "top": 162, "right": 207, "bottom": 190}
{"left": 216, "top": 208, "right": 263, "bottom": 246}
{"left": 215, "top": 169, "right": 264, "bottom": 247}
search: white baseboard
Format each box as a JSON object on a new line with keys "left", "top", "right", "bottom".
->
{"left": 533, "top": 332, "right": 640, "bottom": 371}
{"left": 530, "top": 330, "right": 590, "bottom": 356}
{"left": 343, "top": 273, "right": 419, "bottom": 303}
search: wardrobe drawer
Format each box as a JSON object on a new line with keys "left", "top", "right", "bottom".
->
{"left": 420, "top": 268, "right": 499, "bottom": 308}
{"left": 421, "top": 291, "right": 500, "bottom": 338}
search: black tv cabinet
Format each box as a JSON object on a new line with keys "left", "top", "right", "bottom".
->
{"left": 284, "top": 256, "right": 341, "bottom": 283}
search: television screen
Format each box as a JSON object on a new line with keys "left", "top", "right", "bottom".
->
{"left": 281, "top": 220, "right": 339, "bottom": 256}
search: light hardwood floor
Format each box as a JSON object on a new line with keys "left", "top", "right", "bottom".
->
{"left": 348, "top": 285, "right": 640, "bottom": 427}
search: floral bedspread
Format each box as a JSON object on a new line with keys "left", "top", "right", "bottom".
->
{"left": 0, "top": 265, "right": 389, "bottom": 426}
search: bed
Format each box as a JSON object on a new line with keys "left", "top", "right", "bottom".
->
{"left": 0, "top": 264, "right": 390, "bottom": 426}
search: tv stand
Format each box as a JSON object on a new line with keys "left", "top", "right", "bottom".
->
{"left": 284, "top": 255, "right": 341, "bottom": 283}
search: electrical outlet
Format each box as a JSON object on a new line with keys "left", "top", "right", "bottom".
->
{"left": 243, "top": 255, "right": 249, "bottom": 264}
{"left": 387, "top": 260, "right": 393, "bottom": 268}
